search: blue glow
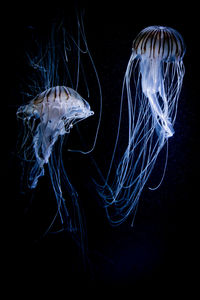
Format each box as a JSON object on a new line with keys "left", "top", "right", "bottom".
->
{"left": 97, "top": 26, "right": 186, "bottom": 225}
{"left": 16, "top": 16, "right": 102, "bottom": 243}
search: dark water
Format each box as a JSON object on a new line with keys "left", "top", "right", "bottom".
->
{"left": 4, "top": 0, "right": 198, "bottom": 292}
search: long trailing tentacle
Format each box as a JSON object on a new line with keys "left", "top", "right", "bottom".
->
{"left": 45, "top": 136, "right": 87, "bottom": 263}
{"left": 97, "top": 52, "right": 185, "bottom": 225}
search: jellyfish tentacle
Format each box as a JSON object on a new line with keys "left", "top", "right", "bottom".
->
{"left": 147, "top": 91, "right": 174, "bottom": 138}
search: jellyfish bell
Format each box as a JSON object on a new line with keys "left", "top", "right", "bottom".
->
{"left": 17, "top": 86, "right": 94, "bottom": 188}
{"left": 132, "top": 26, "right": 185, "bottom": 61}
{"left": 18, "top": 86, "right": 94, "bottom": 130}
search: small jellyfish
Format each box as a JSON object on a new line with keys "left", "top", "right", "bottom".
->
{"left": 16, "top": 15, "right": 102, "bottom": 245}
{"left": 99, "top": 26, "right": 185, "bottom": 225}
{"left": 17, "top": 86, "right": 93, "bottom": 189}
{"left": 17, "top": 86, "right": 93, "bottom": 230}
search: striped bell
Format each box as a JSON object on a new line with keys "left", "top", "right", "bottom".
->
{"left": 132, "top": 26, "right": 185, "bottom": 61}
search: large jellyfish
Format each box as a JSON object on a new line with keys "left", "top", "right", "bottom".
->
{"left": 16, "top": 16, "right": 101, "bottom": 250}
{"left": 99, "top": 26, "right": 185, "bottom": 225}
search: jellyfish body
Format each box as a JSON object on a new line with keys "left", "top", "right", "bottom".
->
{"left": 17, "top": 86, "right": 93, "bottom": 189}
{"left": 17, "top": 85, "right": 94, "bottom": 238}
{"left": 99, "top": 26, "right": 185, "bottom": 225}
{"left": 134, "top": 26, "right": 185, "bottom": 139}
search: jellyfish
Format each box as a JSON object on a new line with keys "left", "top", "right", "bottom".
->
{"left": 17, "top": 86, "right": 94, "bottom": 189}
{"left": 17, "top": 86, "right": 93, "bottom": 232}
{"left": 16, "top": 15, "right": 102, "bottom": 248}
{"left": 98, "top": 26, "right": 185, "bottom": 225}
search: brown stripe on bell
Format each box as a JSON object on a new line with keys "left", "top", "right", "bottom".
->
{"left": 33, "top": 86, "right": 70, "bottom": 106}
{"left": 132, "top": 26, "right": 185, "bottom": 61}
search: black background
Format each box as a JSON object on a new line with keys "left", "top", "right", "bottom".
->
{"left": 5, "top": 0, "right": 199, "bottom": 293}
